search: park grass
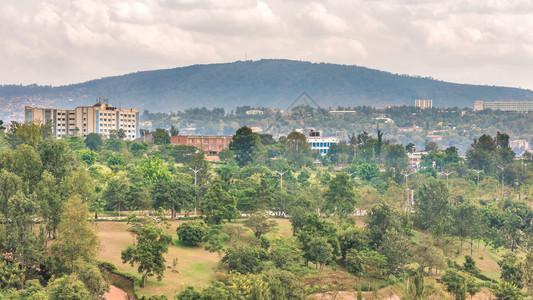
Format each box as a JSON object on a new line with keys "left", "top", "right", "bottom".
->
{"left": 96, "top": 218, "right": 293, "bottom": 298}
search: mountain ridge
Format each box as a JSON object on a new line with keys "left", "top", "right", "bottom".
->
{"left": 2, "top": 59, "right": 533, "bottom": 121}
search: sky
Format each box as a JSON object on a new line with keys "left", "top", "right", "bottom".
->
{"left": 1, "top": 0, "right": 533, "bottom": 89}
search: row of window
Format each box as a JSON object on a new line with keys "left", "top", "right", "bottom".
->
{"left": 310, "top": 142, "right": 335, "bottom": 148}
{"left": 186, "top": 138, "right": 230, "bottom": 143}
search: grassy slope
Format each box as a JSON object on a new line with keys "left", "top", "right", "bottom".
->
{"left": 96, "top": 217, "right": 522, "bottom": 299}
{"left": 96, "top": 218, "right": 293, "bottom": 298}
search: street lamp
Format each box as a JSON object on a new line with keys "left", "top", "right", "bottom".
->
{"left": 189, "top": 167, "right": 202, "bottom": 216}
{"left": 473, "top": 169, "right": 483, "bottom": 189}
{"left": 401, "top": 170, "right": 412, "bottom": 209}
{"left": 275, "top": 170, "right": 288, "bottom": 189}
{"left": 498, "top": 165, "right": 505, "bottom": 199}
{"left": 442, "top": 171, "right": 453, "bottom": 188}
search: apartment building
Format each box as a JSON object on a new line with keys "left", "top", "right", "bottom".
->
{"left": 24, "top": 99, "right": 139, "bottom": 139}
{"left": 415, "top": 99, "right": 433, "bottom": 109}
{"left": 474, "top": 100, "right": 533, "bottom": 112}
{"left": 171, "top": 135, "right": 232, "bottom": 155}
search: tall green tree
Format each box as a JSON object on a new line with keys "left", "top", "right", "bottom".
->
{"left": 323, "top": 173, "right": 358, "bottom": 215}
{"left": 121, "top": 225, "right": 172, "bottom": 287}
{"left": 415, "top": 181, "right": 450, "bottom": 232}
{"left": 229, "top": 126, "right": 266, "bottom": 167}
{"left": 152, "top": 128, "right": 170, "bottom": 145}
{"left": 152, "top": 179, "right": 194, "bottom": 219}
{"left": 51, "top": 195, "right": 100, "bottom": 271}
{"left": 201, "top": 182, "right": 238, "bottom": 224}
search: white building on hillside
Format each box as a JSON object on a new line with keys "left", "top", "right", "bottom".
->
{"left": 306, "top": 130, "right": 339, "bottom": 155}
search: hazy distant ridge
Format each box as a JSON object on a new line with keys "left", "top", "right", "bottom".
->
{"left": 2, "top": 59, "right": 533, "bottom": 118}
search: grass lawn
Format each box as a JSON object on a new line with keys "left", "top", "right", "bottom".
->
{"left": 96, "top": 218, "right": 293, "bottom": 298}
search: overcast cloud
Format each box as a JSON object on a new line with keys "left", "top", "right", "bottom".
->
{"left": 1, "top": 0, "right": 533, "bottom": 89}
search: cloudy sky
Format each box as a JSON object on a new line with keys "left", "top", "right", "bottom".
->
{"left": 1, "top": 0, "right": 533, "bottom": 89}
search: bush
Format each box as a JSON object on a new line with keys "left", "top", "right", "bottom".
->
{"left": 176, "top": 220, "right": 209, "bottom": 246}
{"left": 221, "top": 247, "right": 270, "bottom": 274}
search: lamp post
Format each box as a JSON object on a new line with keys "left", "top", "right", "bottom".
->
{"left": 275, "top": 170, "right": 288, "bottom": 189}
{"left": 498, "top": 165, "right": 504, "bottom": 199}
{"left": 401, "top": 170, "right": 412, "bottom": 209}
{"left": 473, "top": 169, "right": 483, "bottom": 189}
{"left": 443, "top": 171, "right": 453, "bottom": 188}
{"left": 189, "top": 167, "right": 202, "bottom": 216}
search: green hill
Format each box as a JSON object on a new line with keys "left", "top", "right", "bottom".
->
{"left": 2, "top": 59, "right": 533, "bottom": 120}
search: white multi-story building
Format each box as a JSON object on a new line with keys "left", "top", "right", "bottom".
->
{"left": 307, "top": 130, "right": 339, "bottom": 155}
{"left": 25, "top": 98, "right": 139, "bottom": 140}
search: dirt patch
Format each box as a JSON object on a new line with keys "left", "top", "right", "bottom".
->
{"left": 105, "top": 285, "right": 128, "bottom": 300}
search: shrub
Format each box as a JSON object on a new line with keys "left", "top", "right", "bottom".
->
{"left": 176, "top": 220, "right": 209, "bottom": 246}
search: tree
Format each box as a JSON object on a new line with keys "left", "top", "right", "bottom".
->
{"left": 138, "top": 157, "right": 172, "bottom": 183}
{"left": 463, "top": 255, "right": 480, "bottom": 276}
{"left": 47, "top": 275, "right": 91, "bottom": 300}
{"left": 78, "top": 150, "right": 97, "bottom": 166}
{"left": 203, "top": 225, "right": 230, "bottom": 256}
{"left": 36, "top": 170, "right": 62, "bottom": 238}
{"left": 4, "top": 191, "right": 42, "bottom": 276}
{"left": 243, "top": 213, "right": 277, "bottom": 239}
{"left": 51, "top": 195, "right": 100, "bottom": 271}
{"left": 84, "top": 133, "right": 103, "bottom": 151}
{"left": 450, "top": 201, "right": 482, "bottom": 253}
{"left": 338, "top": 226, "right": 369, "bottom": 259}
{"left": 11, "top": 121, "right": 43, "bottom": 148}
{"left": 152, "top": 179, "right": 194, "bottom": 219}
{"left": 269, "top": 236, "right": 303, "bottom": 271}
{"left": 101, "top": 175, "right": 129, "bottom": 216}
{"left": 379, "top": 229, "right": 410, "bottom": 277}
{"left": 176, "top": 220, "right": 209, "bottom": 246}
{"left": 229, "top": 126, "right": 266, "bottom": 167}
{"left": 152, "top": 128, "right": 170, "bottom": 145}
{"left": 383, "top": 144, "right": 408, "bottom": 170}
{"left": 415, "top": 180, "right": 450, "bottom": 231}
{"left": 357, "top": 163, "right": 380, "bottom": 181}
{"left": 121, "top": 225, "right": 172, "bottom": 287}
{"left": 492, "top": 280, "right": 521, "bottom": 300}
{"left": 221, "top": 246, "right": 269, "bottom": 274}
{"left": 441, "top": 268, "right": 466, "bottom": 300}
{"left": 63, "top": 136, "right": 86, "bottom": 151}
{"left": 170, "top": 125, "right": 179, "bottom": 136}
{"left": 40, "top": 140, "right": 77, "bottom": 182}
{"left": 523, "top": 250, "right": 533, "bottom": 293}
{"left": 323, "top": 173, "right": 358, "bottom": 215}
{"left": 366, "top": 201, "right": 402, "bottom": 249}
{"left": 201, "top": 182, "right": 238, "bottom": 224}
{"left": 405, "top": 142, "right": 416, "bottom": 153}
{"left": 498, "top": 252, "right": 523, "bottom": 288}
{"left": 73, "top": 260, "right": 109, "bottom": 299}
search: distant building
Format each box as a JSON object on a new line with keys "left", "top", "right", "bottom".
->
{"left": 329, "top": 110, "right": 356, "bottom": 115}
{"left": 474, "top": 100, "right": 533, "bottom": 112}
{"left": 510, "top": 140, "right": 530, "bottom": 152}
{"left": 408, "top": 151, "right": 428, "bottom": 167}
{"left": 415, "top": 99, "right": 433, "bottom": 109}
{"left": 245, "top": 110, "right": 264, "bottom": 115}
{"left": 307, "top": 130, "right": 339, "bottom": 155}
{"left": 25, "top": 98, "right": 139, "bottom": 139}
{"left": 171, "top": 135, "right": 232, "bottom": 155}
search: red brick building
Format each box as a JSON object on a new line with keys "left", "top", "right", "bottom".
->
{"left": 171, "top": 135, "right": 232, "bottom": 155}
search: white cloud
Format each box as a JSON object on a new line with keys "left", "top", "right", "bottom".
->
{"left": 1, "top": 0, "right": 533, "bottom": 89}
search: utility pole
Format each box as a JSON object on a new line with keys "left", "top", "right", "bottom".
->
{"left": 443, "top": 171, "right": 453, "bottom": 188}
{"left": 352, "top": 144, "right": 358, "bottom": 161}
{"left": 189, "top": 167, "right": 202, "bottom": 216}
{"left": 275, "top": 170, "right": 288, "bottom": 189}
{"left": 498, "top": 165, "right": 505, "bottom": 199}
{"left": 401, "top": 170, "right": 412, "bottom": 210}
{"left": 473, "top": 169, "right": 483, "bottom": 189}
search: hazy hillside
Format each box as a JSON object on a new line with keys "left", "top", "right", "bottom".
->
{"left": 2, "top": 59, "right": 533, "bottom": 120}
